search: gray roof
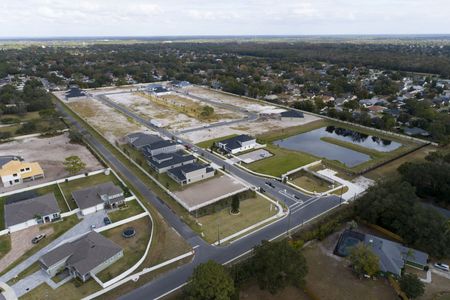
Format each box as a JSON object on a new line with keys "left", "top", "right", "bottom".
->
{"left": 280, "top": 110, "right": 304, "bottom": 118}
{"left": 364, "top": 233, "right": 429, "bottom": 276}
{"left": 148, "top": 152, "right": 195, "bottom": 170}
{"left": 65, "top": 87, "right": 85, "bottom": 98}
{"left": 127, "top": 132, "right": 163, "bottom": 149}
{"left": 404, "top": 127, "right": 430, "bottom": 136}
{"left": 0, "top": 155, "right": 20, "bottom": 167}
{"left": 4, "top": 193, "right": 60, "bottom": 227}
{"left": 142, "top": 140, "right": 176, "bottom": 157}
{"left": 40, "top": 231, "right": 123, "bottom": 276}
{"left": 72, "top": 182, "right": 123, "bottom": 210}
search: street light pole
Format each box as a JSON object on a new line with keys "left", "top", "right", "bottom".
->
{"left": 286, "top": 209, "right": 291, "bottom": 237}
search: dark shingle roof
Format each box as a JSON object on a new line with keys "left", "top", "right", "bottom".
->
{"left": 148, "top": 152, "right": 195, "bottom": 169}
{"left": 4, "top": 193, "right": 60, "bottom": 227}
{"left": 72, "top": 182, "right": 123, "bottom": 210}
{"left": 217, "top": 134, "right": 255, "bottom": 151}
{"left": 0, "top": 155, "right": 20, "bottom": 167}
{"left": 167, "top": 163, "right": 213, "bottom": 182}
{"left": 40, "top": 231, "right": 123, "bottom": 276}
{"left": 65, "top": 87, "right": 85, "bottom": 98}
{"left": 127, "top": 132, "right": 162, "bottom": 148}
{"left": 280, "top": 110, "right": 304, "bottom": 118}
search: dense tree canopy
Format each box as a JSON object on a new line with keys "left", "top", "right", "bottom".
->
{"left": 184, "top": 260, "right": 235, "bottom": 300}
{"left": 252, "top": 240, "right": 308, "bottom": 294}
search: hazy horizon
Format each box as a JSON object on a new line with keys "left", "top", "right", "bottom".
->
{"left": 0, "top": 0, "right": 450, "bottom": 38}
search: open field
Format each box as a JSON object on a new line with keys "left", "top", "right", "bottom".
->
{"left": 197, "top": 195, "right": 277, "bottom": 243}
{"left": 364, "top": 144, "right": 436, "bottom": 180}
{"left": 0, "top": 132, "right": 103, "bottom": 193}
{"left": 58, "top": 172, "right": 122, "bottom": 210}
{"left": 108, "top": 199, "right": 145, "bottom": 222}
{"left": 56, "top": 94, "right": 150, "bottom": 144}
{"left": 196, "top": 133, "right": 238, "bottom": 148}
{"left": 303, "top": 232, "right": 397, "bottom": 300}
{"left": 181, "top": 115, "right": 320, "bottom": 144}
{"left": 98, "top": 216, "right": 151, "bottom": 282}
{"left": 246, "top": 144, "right": 317, "bottom": 177}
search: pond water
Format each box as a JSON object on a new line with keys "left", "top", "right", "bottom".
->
{"left": 274, "top": 126, "right": 402, "bottom": 167}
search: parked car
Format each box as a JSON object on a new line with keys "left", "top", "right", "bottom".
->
{"left": 265, "top": 181, "right": 275, "bottom": 188}
{"left": 103, "top": 217, "right": 111, "bottom": 225}
{"left": 90, "top": 224, "right": 96, "bottom": 230}
{"left": 32, "top": 234, "right": 46, "bottom": 244}
{"left": 435, "top": 263, "right": 449, "bottom": 272}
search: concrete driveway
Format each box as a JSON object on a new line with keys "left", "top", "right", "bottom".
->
{"left": 0, "top": 226, "right": 53, "bottom": 273}
{"left": 0, "top": 211, "right": 107, "bottom": 283}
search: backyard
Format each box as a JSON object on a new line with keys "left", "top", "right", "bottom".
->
{"left": 108, "top": 199, "right": 145, "bottom": 223}
{"left": 97, "top": 216, "right": 152, "bottom": 282}
{"left": 289, "top": 171, "right": 336, "bottom": 193}
{"left": 197, "top": 194, "right": 278, "bottom": 243}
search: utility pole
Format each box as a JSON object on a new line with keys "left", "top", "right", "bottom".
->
{"left": 286, "top": 209, "right": 291, "bottom": 237}
{"left": 217, "top": 216, "right": 221, "bottom": 245}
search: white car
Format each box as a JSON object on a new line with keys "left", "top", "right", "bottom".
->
{"left": 434, "top": 263, "right": 449, "bottom": 272}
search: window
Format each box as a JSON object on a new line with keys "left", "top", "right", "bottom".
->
{"left": 13, "top": 173, "right": 18, "bottom": 177}
{"left": 14, "top": 179, "right": 20, "bottom": 183}
{"left": 25, "top": 167, "right": 30, "bottom": 171}
{"left": 20, "top": 168, "right": 25, "bottom": 172}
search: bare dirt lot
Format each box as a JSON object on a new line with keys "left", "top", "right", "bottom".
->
{"left": 0, "top": 133, "right": 103, "bottom": 193}
{"left": 62, "top": 96, "right": 151, "bottom": 144}
{"left": 174, "top": 174, "right": 248, "bottom": 211}
{"left": 105, "top": 91, "right": 243, "bottom": 131}
{"left": 180, "top": 114, "right": 320, "bottom": 144}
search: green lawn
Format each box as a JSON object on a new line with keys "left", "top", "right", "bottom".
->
{"left": 197, "top": 195, "right": 277, "bottom": 243}
{"left": 97, "top": 217, "right": 151, "bottom": 282}
{"left": 20, "top": 279, "right": 101, "bottom": 300}
{"left": 196, "top": 134, "right": 239, "bottom": 149}
{"left": 33, "top": 184, "right": 70, "bottom": 213}
{"left": 246, "top": 144, "right": 317, "bottom": 177}
{"left": 289, "top": 172, "right": 335, "bottom": 193}
{"left": 0, "top": 235, "right": 11, "bottom": 260}
{"left": 0, "top": 215, "right": 80, "bottom": 276}
{"left": 59, "top": 173, "right": 122, "bottom": 210}
{"left": 7, "top": 262, "right": 40, "bottom": 285}
{"left": 108, "top": 200, "right": 145, "bottom": 223}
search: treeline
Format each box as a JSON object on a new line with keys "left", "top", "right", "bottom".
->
{"left": 0, "top": 79, "right": 53, "bottom": 114}
{"left": 398, "top": 151, "right": 450, "bottom": 208}
{"left": 355, "top": 180, "right": 450, "bottom": 258}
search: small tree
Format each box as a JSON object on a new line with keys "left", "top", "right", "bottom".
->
{"left": 400, "top": 274, "right": 425, "bottom": 299}
{"left": 348, "top": 243, "right": 380, "bottom": 278}
{"left": 252, "top": 240, "right": 308, "bottom": 294}
{"left": 63, "top": 156, "right": 86, "bottom": 175}
{"left": 184, "top": 260, "right": 235, "bottom": 300}
{"left": 231, "top": 195, "right": 240, "bottom": 214}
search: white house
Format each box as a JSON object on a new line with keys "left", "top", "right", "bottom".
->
{"left": 216, "top": 135, "right": 257, "bottom": 154}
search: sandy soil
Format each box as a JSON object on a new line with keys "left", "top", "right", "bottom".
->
{"left": 0, "top": 133, "right": 103, "bottom": 193}
{"left": 65, "top": 97, "right": 151, "bottom": 143}
{"left": 180, "top": 114, "right": 320, "bottom": 144}
{"left": 106, "top": 92, "right": 243, "bottom": 131}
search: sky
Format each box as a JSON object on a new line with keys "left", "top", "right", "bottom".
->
{"left": 0, "top": 0, "right": 449, "bottom": 37}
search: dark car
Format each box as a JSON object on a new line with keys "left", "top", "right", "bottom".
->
{"left": 265, "top": 181, "right": 275, "bottom": 188}
{"left": 32, "top": 234, "right": 46, "bottom": 244}
{"left": 103, "top": 217, "right": 111, "bottom": 225}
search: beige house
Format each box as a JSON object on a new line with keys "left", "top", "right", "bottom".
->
{"left": 0, "top": 159, "right": 44, "bottom": 188}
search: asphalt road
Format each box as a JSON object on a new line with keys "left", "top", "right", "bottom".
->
{"left": 57, "top": 97, "right": 343, "bottom": 300}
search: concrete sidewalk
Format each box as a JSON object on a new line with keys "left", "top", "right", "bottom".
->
{"left": 317, "top": 169, "right": 371, "bottom": 201}
{"left": 0, "top": 211, "right": 107, "bottom": 283}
